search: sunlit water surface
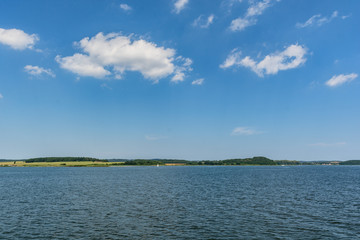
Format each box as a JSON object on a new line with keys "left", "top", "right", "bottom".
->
{"left": 0, "top": 166, "right": 359, "bottom": 239}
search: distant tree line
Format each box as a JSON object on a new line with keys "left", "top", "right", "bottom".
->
{"left": 183, "top": 157, "right": 277, "bottom": 165}
{"left": 120, "top": 158, "right": 360, "bottom": 166}
{"left": 25, "top": 157, "right": 107, "bottom": 163}
{"left": 339, "top": 160, "right": 360, "bottom": 165}
{"left": 274, "top": 160, "right": 302, "bottom": 165}
{"left": 123, "top": 160, "right": 165, "bottom": 165}
{"left": 122, "top": 157, "right": 276, "bottom": 166}
{"left": 21, "top": 157, "right": 360, "bottom": 165}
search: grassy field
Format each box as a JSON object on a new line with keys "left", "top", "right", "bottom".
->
{"left": 0, "top": 161, "right": 187, "bottom": 167}
{"left": 164, "top": 163, "right": 186, "bottom": 166}
{"left": 0, "top": 161, "right": 125, "bottom": 167}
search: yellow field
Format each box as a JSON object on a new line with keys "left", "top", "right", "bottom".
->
{"left": 0, "top": 161, "right": 125, "bottom": 167}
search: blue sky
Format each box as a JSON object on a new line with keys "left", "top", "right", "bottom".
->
{"left": 0, "top": 0, "right": 359, "bottom": 160}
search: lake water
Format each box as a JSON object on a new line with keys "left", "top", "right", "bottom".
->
{"left": 0, "top": 166, "right": 359, "bottom": 239}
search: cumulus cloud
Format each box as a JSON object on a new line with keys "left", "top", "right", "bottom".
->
{"left": 174, "top": 0, "right": 189, "bottom": 14}
{"left": 296, "top": 11, "right": 345, "bottom": 28}
{"left": 193, "top": 14, "right": 215, "bottom": 28}
{"left": 24, "top": 65, "right": 55, "bottom": 78}
{"left": 325, "top": 73, "right": 357, "bottom": 87}
{"left": 0, "top": 28, "right": 38, "bottom": 50}
{"left": 231, "top": 127, "right": 261, "bottom": 136}
{"left": 230, "top": 0, "right": 278, "bottom": 31}
{"left": 56, "top": 53, "right": 110, "bottom": 78}
{"left": 191, "top": 78, "right": 204, "bottom": 85}
{"left": 120, "top": 3, "right": 132, "bottom": 11}
{"left": 220, "top": 44, "right": 307, "bottom": 77}
{"left": 56, "top": 32, "right": 192, "bottom": 83}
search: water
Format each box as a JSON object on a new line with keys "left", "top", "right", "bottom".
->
{"left": 0, "top": 166, "right": 359, "bottom": 239}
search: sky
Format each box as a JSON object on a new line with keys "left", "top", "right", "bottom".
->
{"left": 0, "top": 0, "right": 359, "bottom": 160}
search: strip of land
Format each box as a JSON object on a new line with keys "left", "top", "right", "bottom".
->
{"left": 0, "top": 157, "right": 359, "bottom": 167}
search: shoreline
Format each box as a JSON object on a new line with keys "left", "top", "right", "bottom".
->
{"left": 1, "top": 161, "right": 357, "bottom": 167}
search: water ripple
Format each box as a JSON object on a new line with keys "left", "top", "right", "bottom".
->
{"left": 0, "top": 166, "right": 359, "bottom": 239}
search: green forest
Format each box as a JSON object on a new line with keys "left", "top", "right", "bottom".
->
{"left": 2, "top": 156, "right": 358, "bottom": 166}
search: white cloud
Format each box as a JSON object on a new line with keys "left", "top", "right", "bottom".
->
{"left": 296, "top": 11, "right": 345, "bottom": 28}
{"left": 56, "top": 32, "right": 192, "bottom": 83}
{"left": 220, "top": 44, "right": 307, "bottom": 77}
{"left": 0, "top": 28, "right": 38, "bottom": 50}
{"left": 231, "top": 127, "right": 261, "bottom": 136}
{"left": 325, "top": 73, "right": 357, "bottom": 87}
{"left": 174, "top": 0, "right": 189, "bottom": 14}
{"left": 246, "top": 0, "right": 272, "bottom": 17}
{"left": 230, "top": 0, "right": 278, "bottom": 31}
{"left": 310, "top": 142, "right": 346, "bottom": 147}
{"left": 0, "top": 93, "right": 3, "bottom": 99}
{"left": 192, "top": 78, "right": 204, "bottom": 85}
{"left": 171, "top": 56, "right": 193, "bottom": 83}
{"left": 220, "top": 48, "right": 242, "bottom": 69}
{"left": 230, "top": 18, "right": 256, "bottom": 32}
{"left": 193, "top": 14, "right": 215, "bottom": 28}
{"left": 24, "top": 65, "right": 55, "bottom": 78}
{"left": 120, "top": 3, "right": 132, "bottom": 11}
{"left": 56, "top": 53, "right": 110, "bottom": 78}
